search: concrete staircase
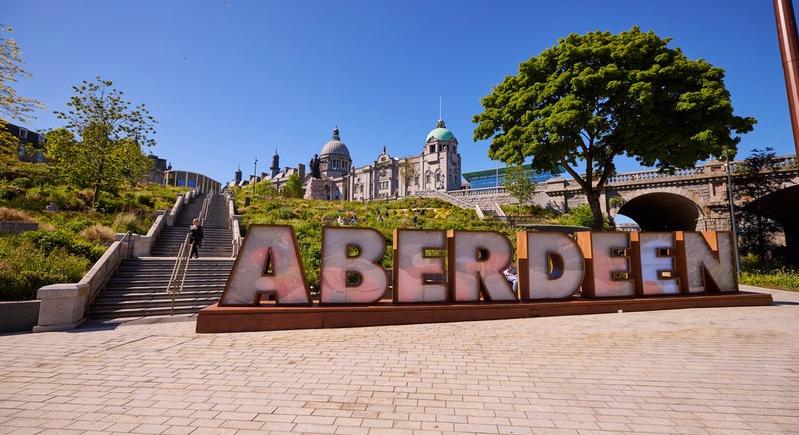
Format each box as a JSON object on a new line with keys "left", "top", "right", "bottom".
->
{"left": 151, "top": 194, "right": 233, "bottom": 257}
{"left": 89, "top": 258, "right": 234, "bottom": 319}
{"left": 88, "top": 193, "right": 236, "bottom": 320}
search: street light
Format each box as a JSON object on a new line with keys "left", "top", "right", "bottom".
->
{"left": 723, "top": 150, "right": 742, "bottom": 277}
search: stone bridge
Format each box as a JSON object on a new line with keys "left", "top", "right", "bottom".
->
{"left": 446, "top": 156, "right": 799, "bottom": 251}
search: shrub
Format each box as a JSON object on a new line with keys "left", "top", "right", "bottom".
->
{"left": 64, "top": 217, "right": 95, "bottom": 233}
{"left": 558, "top": 204, "right": 613, "bottom": 229}
{"left": 80, "top": 224, "right": 116, "bottom": 244}
{"left": 136, "top": 193, "right": 154, "bottom": 207}
{"left": 0, "top": 207, "right": 35, "bottom": 222}
{"left": 23, "top": 186, "right": 49, "bottom": 209}
{"left": 112, "top": 212, "right": 144, "bottom": 234}
{"left": 0, "top": 185, "right": 24, "bottom": 200}
{"left": 95, "top": 191, "right": 121, "bottom": 213}
{"left": 69, "top": 240, "right": 107, "bottom": 261}
{"left": 0, "top": 238, "right": 90, "bottom": 301}
{"left": 23, "top": 230, "right": 74, "bottom": 253}
{"left": 77, "top": 188, "right": 95, "bottom": 203}
{"left": 11, "top": 177, "right": 33, "bottom": 188}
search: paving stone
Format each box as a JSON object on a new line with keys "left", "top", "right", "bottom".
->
{"left": 0, "top": 286, "right": 796, "bottom": 434}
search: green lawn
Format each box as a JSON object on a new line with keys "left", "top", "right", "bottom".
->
{"left": 740, "top": 269, "right": 799, "bottom": 291}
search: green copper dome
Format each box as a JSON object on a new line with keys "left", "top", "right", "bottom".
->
{"left": 426, "top": 119, "right": 455, "bottom": 142}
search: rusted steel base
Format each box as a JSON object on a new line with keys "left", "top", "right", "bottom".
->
{"left": 195, "top": 291, "right": 773, "bottom": 333}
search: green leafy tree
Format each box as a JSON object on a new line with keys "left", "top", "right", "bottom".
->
{"left": 733, "top": 147, "right": 783, "bottom": 260}
{"left": 48, "top": 77, "right": 156, "bottom": 207}
{"left": 474, "top": 26, "right": 755, "bottom": 230}
{"left": 0, "top": 25, "right": 43, "bottom": 157}
{"left": 503, "top": 165, "right": 536, "bottom": 214}
{"left": 281, "top": 173, "right": 304, "bottom": 198}
{"left": 252, "top": 179, "right": 278, "bottom": 198}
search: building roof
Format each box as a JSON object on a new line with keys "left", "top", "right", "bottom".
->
{"left": 320, "top": 126, "right": 351, "bottom": 159}
{"left": 320, "top": 139, "right": 350, "bottom": 158}
{"left": 426, "top": 119, "right": 455, "bottom": 142}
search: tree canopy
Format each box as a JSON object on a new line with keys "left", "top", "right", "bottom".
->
{"left": 281, "top": 173, "right": 304, "bottom": 198}
{"left": 0, "top": 25, "right": 43, "bottom": 157}
{"left": 47, "top": 77, "right": 156, "bottom": 207}
{"left": 733, "top": 147, "right": 783, "bottom": 260}
{"left": 474, "top": 26, "right": 755, "bottom": 229}
{"left": 503, "top": 165, "right": 536, "bottom": 214}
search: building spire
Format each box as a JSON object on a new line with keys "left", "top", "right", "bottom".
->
{"left": 439, "top": 96, "right": 442, "bottom": 122}
{"left": 332, "top": 126, "right": 340, "bottom": 141}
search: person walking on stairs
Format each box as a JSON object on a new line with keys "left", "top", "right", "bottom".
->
{"left": 189, "top": 218, "right": 204, "bottom": 259}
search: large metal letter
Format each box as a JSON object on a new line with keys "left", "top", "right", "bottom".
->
{"left": 577, "top": 232, "right": 635, "bottom": 298}
{"left": 632, "top": 232, "right": 680, "bottom": 295}
{"left": 678, "top": 231, "right": 737, "bottom": 293}
{"left": 219, "top": 225, "right": 310, "bottom": 305}
{"left": 393, "top": 229, "right": 448, "bottom": 303}
{"left": 321, "top": 227, "right": 388, "bottom": 303}
{"left": 517, "top": 232, "right": 584, "bottom": 300}
{"left": 448, "top": 230, "right": 517, "bottom": 302}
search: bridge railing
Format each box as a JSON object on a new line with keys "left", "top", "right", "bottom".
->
{"left": 607, "top": 166, "right": 706, "bottom": 184}
{"left": 447, "top": 186, "right": 507, "bottom": 197}
{"left": 452, "top": 156, "right": 796, "bottom": 195}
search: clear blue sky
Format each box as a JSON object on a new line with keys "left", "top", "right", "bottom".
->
{"left": 4, "top": 0, "right": 797, "bottom": 184}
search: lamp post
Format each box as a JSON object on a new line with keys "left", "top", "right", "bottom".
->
{"left": 252, "top": 157, "right": 258, "bottom": 196}
{"left": 724, "top": 152, "right": 742, "bottom": 277}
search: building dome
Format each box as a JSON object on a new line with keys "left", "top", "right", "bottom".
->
{"left": 320, "top": 127, "right": 351, "bottom": 158}
{"left": 320, "top": 140, "right": 350, "bottom": 157}
{"left": 426, "top": 119, "right": 455, "bottom": 142}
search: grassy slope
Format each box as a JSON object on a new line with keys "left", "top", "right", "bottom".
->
{"left": 0, "top": 154, "right": 186, "bottom": 300}
{"left": 234, "top": 187, "right": 515, "bottom": 288}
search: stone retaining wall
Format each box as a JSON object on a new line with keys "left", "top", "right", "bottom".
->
{"left": 0, "top": 221, "right": 38, "bottom": 234}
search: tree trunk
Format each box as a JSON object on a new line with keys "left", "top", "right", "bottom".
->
{"left": 586, "top": 190, "right": 604, "bottom": 231}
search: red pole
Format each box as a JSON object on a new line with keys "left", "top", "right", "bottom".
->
{"left": 774, "top": 0, "right": 799, "bottom": 160}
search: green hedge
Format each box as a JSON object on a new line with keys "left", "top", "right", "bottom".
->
{"left": 0, "top": 237, "right": 89, "bottom": 301}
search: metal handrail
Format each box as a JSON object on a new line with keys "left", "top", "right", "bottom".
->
{"left": 198, "top": 193, "right": 212, "bottom": 225}
{"left": 166, "top": 233, "right": 193, "bottom": 315}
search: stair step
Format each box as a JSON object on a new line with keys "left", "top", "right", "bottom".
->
{"left": 89, "top": 194, "right": 236, "bottom": 320}
{"left": 89, "top": 305, "right": 215, "bottom": 319}
{"left": 95, "top": 291, "right": 223, "bottom": 302}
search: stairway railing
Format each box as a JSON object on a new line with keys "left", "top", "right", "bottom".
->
{"left": 166, "top": 233, "right": 192, "bottom": 315}
{"left": 198, "top": 193, "right": 211, "bottom": 225}
{"left": 166, "top": 194, "right": 207, "bottom": 315}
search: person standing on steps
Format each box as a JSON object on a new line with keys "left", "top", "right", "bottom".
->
{"left": 189, "top": 218, "right": 204, "bottom": 259}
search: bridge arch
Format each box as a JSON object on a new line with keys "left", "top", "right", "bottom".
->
{"left": 612, "top": 188, "right": 705, "bottom": 231}
{"left": 742, "top": 184, "right": 799, "bottom": 259}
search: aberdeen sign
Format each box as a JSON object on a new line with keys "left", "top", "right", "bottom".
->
{"left": 195, "top": 225, "right": 773, "bottom": 333}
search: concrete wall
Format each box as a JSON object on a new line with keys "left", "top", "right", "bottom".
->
{"left": 0, "top": 300, "right": 39, "bottom": 333}
{"left": 0, "top": 221, "right": 38, "bottom": 234}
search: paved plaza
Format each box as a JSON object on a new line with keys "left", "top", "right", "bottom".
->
{"left": 1, "top": 286, "right": 798, "bottom": 435}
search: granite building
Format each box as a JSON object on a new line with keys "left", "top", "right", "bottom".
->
{"left": 240, "top": 119, "right": 462, "bottom": 201}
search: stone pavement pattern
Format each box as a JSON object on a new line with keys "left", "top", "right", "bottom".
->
{"left": 1, "top": 285, "right": 798, "bottom": 435}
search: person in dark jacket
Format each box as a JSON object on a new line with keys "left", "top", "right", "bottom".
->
{"left": 189, "top": 218, "right": 204, "bottom": 259}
